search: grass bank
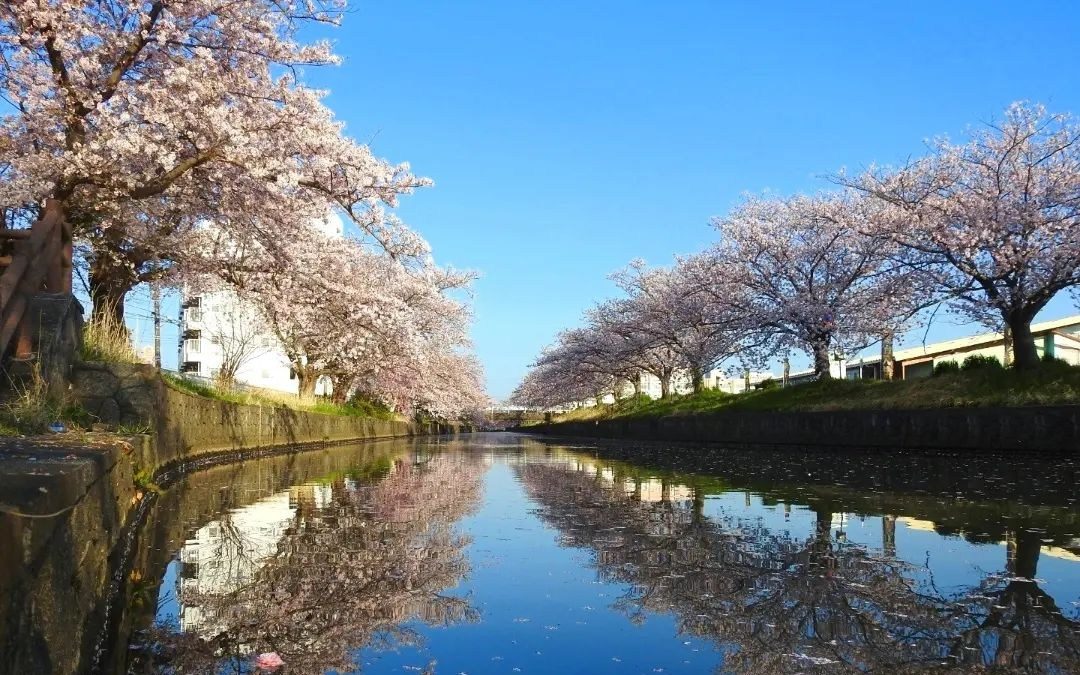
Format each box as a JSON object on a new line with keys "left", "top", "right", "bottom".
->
{"left": 550, "top": 362, "right": 1080, "bottom": 423}
{"left": 162, "top": 374, "right": 401, "bottom": 421}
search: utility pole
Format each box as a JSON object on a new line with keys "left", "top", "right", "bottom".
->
{"left": 177, "top": 301, "right": 184, "bottom": 371}
{"left": 152, "top": 284, "right": 162, "bottom": 369}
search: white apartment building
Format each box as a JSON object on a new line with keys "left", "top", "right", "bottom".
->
{"left": 176, "top": 490, "right": 297, "bottom": 635}
{"left": 179, "top": 213, "right": 344, "bottom": 396}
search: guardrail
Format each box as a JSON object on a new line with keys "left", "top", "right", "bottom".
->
{"left": 0, "top": 200, "right": 73, "bottom": 360}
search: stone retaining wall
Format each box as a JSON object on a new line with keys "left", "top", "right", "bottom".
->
{"left": 0, "top": 438, "right": 136, "bottom": 675}
{"left": 152, "top": 382, "right": 461, "bottom": 470}
{"left": 70, "top": 361, "right": 467, "bottom": 473}
{"left": 2, "top": 366, "right": 469, "bottom": 674}
{"left": 526, "top": 405, "right": 1080, "bottom": 452}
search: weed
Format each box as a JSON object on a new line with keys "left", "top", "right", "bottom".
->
{"left": 82, "top": 310, "right": 137, "bottom": 363}
{"left": 133, "top": 467, "right": 161, "bottom": 494}
{"left": 0, "top": 365, "right": 94, "bottom": 435}
{"left": 117, "top": 422, "right": 152, "bottom": 435}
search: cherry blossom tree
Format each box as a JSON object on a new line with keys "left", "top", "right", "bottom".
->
{"left": 200, "top": 212, "right": 487, "bottom": 414}
{"left": 0, "top": 1, "right": 428, "bottom": 322}
{"left": 848, "top": 103, "right": 1080, "bottom": 370}
{"left": 511, "top": 327, "right": 628, "bottom": 409}
{"left": 514, "top": 257, "right": 759, "bottom": 405}
{"left": 346, "top": 322, "right": 489, "bottom": 418}
{"left": 703, "top": 194, "right": 915, "bottom": 378}
{"left": 315, "top": 260, "right": 486, "bottom": 417}
{"left": 610, "top": 259, "right": 756, "bottom": 393}
{"left": 586, "top": 299, "right": 688, "bottom": 398}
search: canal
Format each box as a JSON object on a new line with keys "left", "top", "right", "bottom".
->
{"left": 33, "top": 433, "right": 1080, "bottom": 672}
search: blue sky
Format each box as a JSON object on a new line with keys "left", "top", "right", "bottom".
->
{"left": 135, "top": 1, "right": 1080, "bottom": 399}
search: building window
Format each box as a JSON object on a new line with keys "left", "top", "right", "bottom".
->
{"left": 185, "top": 338, "right": 201, "bottom": 354}
{"left": 187, "top": 307, "right": 202, "bottom": 322}
{"left": 260, "top": 336, "right": 272, "bottom": 348}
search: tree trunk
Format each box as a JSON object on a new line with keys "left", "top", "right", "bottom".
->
{"left": 1005, "top": 312, "right": 1039, "bottom": 370}
{"left": 296, "top": 368, "right": 318, "bottom": 400}
{"left": 659, "top": 372, "right": 672, "bottom": 398}
{"left": 88, "top": 257, "right": 135, "bottom": 325}
{"left": 631, "top": 376, "right": 641, "bottom": 397}
{"left": 1006, "top": 528, "right": 1041, "bottom": 579}
{"left": 691, "top": 367, "right": 705, "bottom": 394}
{"left": 331, "top": 379, "right": 351, "bottom": 405}
{"left": 811, "top": 510, "right": 837, "bottom": 573}
{"left": 812, "top": 339, "right": 832, "bottom": 379}
{"left": 813, "top": 509, "right": 834, "bottom": 559}
{"left": 881, "top": 331, "right": 895, "bottom": 380}
{"left": 815, "top": 509, "right": 832, "bottom": 537}
{"left": 882, "top": 515, "right": 896, "bottom": 558}
{"left": 1003, "top": 324, "right": 1014, "bottom": 367}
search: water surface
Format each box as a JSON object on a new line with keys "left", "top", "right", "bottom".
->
{"left": 114, "top": 433, "right": 1079, "bottom": 673}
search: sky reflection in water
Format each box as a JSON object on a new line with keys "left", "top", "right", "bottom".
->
{"left": 135, "top": 433, "right": 1080, "bottom": 674}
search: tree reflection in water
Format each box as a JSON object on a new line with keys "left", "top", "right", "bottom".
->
{"left": 139, "top": 453, "right": 483, "bottom": 674}
{"left": 517, "top": 462, "right": 1080, "bottom": 674}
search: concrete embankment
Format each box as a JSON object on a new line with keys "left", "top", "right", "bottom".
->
{"left": 523, "top": 405, "right": 1080, "bottom": 452}
{"left": 0, "top": 373, "right": 468, "bottom": 675}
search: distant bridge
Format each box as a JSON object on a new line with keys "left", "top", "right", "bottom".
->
{"left": 480, "top": 408, "right": 550, "bottom": 430}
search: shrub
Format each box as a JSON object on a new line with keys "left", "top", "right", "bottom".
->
{"left": 756, "top": 377, "right": 780, "bottom": 390}
{"left": 933, "top": 360, "right": 960, "bottom": 376}
{"left": 1041, "top": 352, "right": 1074, "bottom": 368}
{"left": 961, "top": 354, "right": 1004, "bottom": 372}
{"left": 344, "top": 393, "right": 396, "bottom": 420}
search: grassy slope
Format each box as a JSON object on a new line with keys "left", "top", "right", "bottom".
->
{"left": 553, "top": 363, "right": 1080, "bottom": 422}
{"left": 162, "top": 374, "right": 401, "bottom": 421}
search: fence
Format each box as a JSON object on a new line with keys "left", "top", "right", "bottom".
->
{"left": 0, "top": 200, "right": 73, "bottom": 359}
